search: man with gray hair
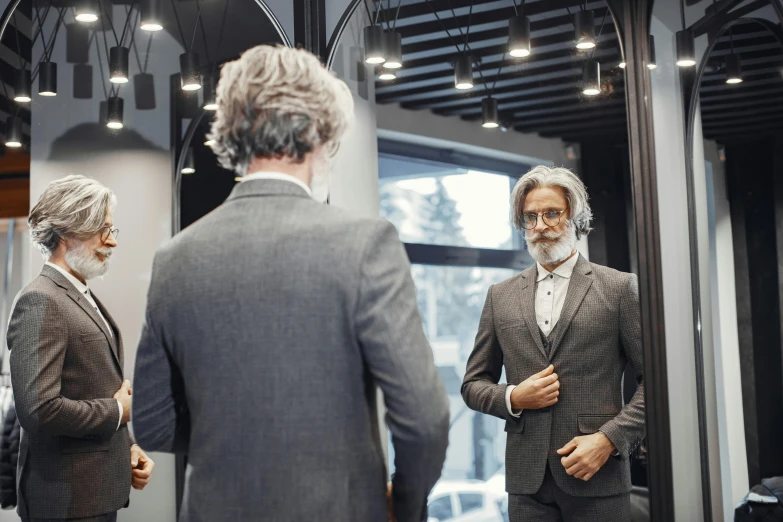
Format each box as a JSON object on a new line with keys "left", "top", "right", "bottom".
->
{"left": 462, "top": 166, "right": 645, "bottom": 521}
{"left": 131, "top": 45, "right": 449, "bottom": 522}
{"left": 6, "top": 175, "right": 154, "bottom": 522}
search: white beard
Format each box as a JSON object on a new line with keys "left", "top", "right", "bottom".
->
{"left": 525, "top": 220, "right": 578, "bottom": 266}
{"left": 64, "top": 240, "right": 112, "bottom": 281}
{"left": 309, "top": 152, "right": 331, "bottom": 204}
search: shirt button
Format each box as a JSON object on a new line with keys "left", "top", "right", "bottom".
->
{"left": 548, "top": 291, "right": 551, "bottom": 295}
{"left": 550, "top": 275, "right": 554, "bottom": 279}
{"left": 545, "top": 320, "right": 549, "bottom": 325}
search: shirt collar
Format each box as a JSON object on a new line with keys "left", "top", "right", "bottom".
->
{"left": 536, "top": 252, "right": 580, "bottom": 282}
{"left": 45, "top": 262, "right": 90, "bottom": 295}
{"left": 241, "top": 171, "right": 312, "bottom": 196}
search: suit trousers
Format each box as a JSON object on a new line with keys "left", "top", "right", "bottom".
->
{"left": 23, "top": 511, "right": 117, "bottom": 522}
{"left": 508, "top": 465, "right": 630, "bottom": 522}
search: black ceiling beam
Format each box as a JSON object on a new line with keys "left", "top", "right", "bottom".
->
{"left": 705, "top": 42, "right": 783, "bottom": 59}
{"left": 699, "top": 76, "right": 783, "bottom": 93}
{"left": 0, "top": 95, "right": 31, "bottom": 123}
{"left": 702, "top": 110, "right": 783, "bottom": 128}
{"left": 701, "top": 103, "right": 783, "bottom": 122}
{"left": 448, "top": 96, "right": 625, "bottom": 118}
{"left": 0, "top": 25, "right": 33, "bottom": 62}
{"left": 700, "top": 93, "right": 783, "bottom": 112}
{"left": 700, "top": 85, "right": 783, "bottom": 104}
{"left": 514, "top": 116, "right": 627, "bottom": 133}
{"left": 701, "top": 70, "right": 783, "bottom": 87}
{"left": 547, "top": 130, "right": 628, "bottom": 142}
{"left": 704, "top": 123, "right": 783, "bottom": 138}
{"left": 503, "top": 106, "right": 628, "bottom": 128}
{"left": 385, "top": 0, "right": 590, "bottom": 27}
{"left": 690, "top": 0, "right": 770, "bottom": 37}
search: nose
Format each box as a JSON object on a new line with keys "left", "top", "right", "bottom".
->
{"left": 105, "top": 234, "right": 118, "bottom": 247}
{"left": 533, "top": 216, "right": 549, "bottom": 233}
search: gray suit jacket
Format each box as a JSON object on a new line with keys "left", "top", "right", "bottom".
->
{"left": 7, "top": 265, "right": 132, "bottom": 519}
{"left": 462, "top": 255, "right": 645, "bottom": 498}
{"left": 132, "top": 179, "right": 450, "bottom": 522}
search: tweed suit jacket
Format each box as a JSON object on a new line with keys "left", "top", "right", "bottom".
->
{"left": 131, "top": 179, "right": 450, "bottom": 522}
{"left": 6, "top": 265, "right": 132, "bottom": 519}
{"left": 462, "top": 255, "right": 645, "bottom": 498}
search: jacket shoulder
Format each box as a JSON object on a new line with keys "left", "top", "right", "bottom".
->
{"left": 588, "top": 262, "right": 635, "bottom": 288}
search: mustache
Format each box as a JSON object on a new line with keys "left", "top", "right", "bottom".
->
{"left": 95, "top": 248, "right": 113, "bottom": 258}
{"left": 527, "top": 229, "right": 566, "bottom": 242}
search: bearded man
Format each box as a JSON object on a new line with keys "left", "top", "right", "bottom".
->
{"left": 461, "top": 166, "right": 645, "bottom": 522}
{"left": 7, "top": 175, "right": 154, "bottom": 522}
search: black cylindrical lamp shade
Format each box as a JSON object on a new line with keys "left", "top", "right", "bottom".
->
{"left": 509, "top": 15, "right": 531, "bottom": 58}
{"left": 574, "top": 10, "right": 596, "bottom": 49}
{"left": 110, "top": 46, "right": 129, "bottom": 83}
{"left": 454, "top": 55, "right": 474, "bottom": 90}
{"left": 39, "top": 62, "right": 57, "bottom": 96}
{"left": 382, "top": 31, "right": 402, "bottom": 69}
{"left": 202, "top": 72, "right": 217, "bottom": 110}
{"left": 364, "top": 25, "right": 385, "bottom": 64}
{"left": 676, "top": 30, "right": 696, "bottom": 67}
{"left": 14, "top": 69, "right": 31, "bottom": 102}
{"left": 5, "top": 116, "right": 23, "bottom": 147}
{"left": 107, "top": 97, "right": 124, "bottom": 129}
{"left": 140, "top": 0, "right": 163, "bottom": 31}
{"left": 582, "top": 59, "right": 600, "bottom": 96}
{"left": 180, "top": 52, "right": 201, "bottom": 91}
{"left": 726, "top": 54, "right": 743, "bottom": 84}
{"left": 482, "top": 97, "right": 499, "bottom": 128}
{"left": 74, "top": 0, "right": 98, "bottom": 22}
{"left": 647, "top": 35, "right": 657, "bottom": 69}
{"left": 182, "top": 147, "right": 195, "bottom": 174}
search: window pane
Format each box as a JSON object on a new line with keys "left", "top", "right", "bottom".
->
{"left": 459, "top": 493, "right": 484, "bottom": 514}
{"left": 379, "top": 158, "right": 521, "bottom": 250}
{"left": 428, "top": 495, "right": 454, "bottom": 520}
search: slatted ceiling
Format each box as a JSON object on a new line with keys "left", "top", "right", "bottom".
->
{"left": 373, "top": 0, "right": 627, "bottom": 140}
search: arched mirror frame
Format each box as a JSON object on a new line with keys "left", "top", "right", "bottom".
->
{"left": 682, "top": 4, "right": 783, "bottom": 521}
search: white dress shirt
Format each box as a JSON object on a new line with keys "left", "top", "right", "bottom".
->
{"left": 505, "top": 253, "right": 580, "bottom": 417}
{"left": 242, "top": 171, "right": 312, "bottom": 196}
{"left": 45, "top": 262, "right": 123, "bottom": 430}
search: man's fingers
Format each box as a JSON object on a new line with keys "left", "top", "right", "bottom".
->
{"left": 581, "top": 472, "right": 594, "bottom": 482}
{"left": 133, "top": 468, "right": 151, "bottom": 479}
{"left": 538, "top": 373, "right": 559, "bottom": 387}
{"left": 557, "top": 439, "right": 578, "bottom": 455}
{"left": 535, "top": 364, "right": 555, "bottom": 378}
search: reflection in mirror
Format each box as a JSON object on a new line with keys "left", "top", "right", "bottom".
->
{"left": 329, "top": 1, "right": 653, "bottom": 521}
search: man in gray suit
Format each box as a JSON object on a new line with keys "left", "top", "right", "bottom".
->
{"left": 131, "top": 45, "right": 450, "bottom": 522}
{"left": 462, "top": 166, "right": 645, "bottom": 521}
{"left": 7, "top": 175, "right": 155, "bottom": 521}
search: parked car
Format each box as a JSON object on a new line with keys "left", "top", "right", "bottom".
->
{"left": 427, "top": 479, "right": 507, "bottom": 522}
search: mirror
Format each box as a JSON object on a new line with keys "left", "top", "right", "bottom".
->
{"left": 328, "top": 1, "right": 654, "bottom": 520}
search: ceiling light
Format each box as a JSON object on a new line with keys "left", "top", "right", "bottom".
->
{"left": 363, "top": 25, "right": 385, "bottom": 65}
{"left": 180, "top": 52, "right": 201, "bottom": 91}
{"left": 5, "top": 117, "right": 23, "bottom": 148}
{"left": 574, "top": 10, "right": 596, "bottom": 50}
{"left": 74, "top": 0, "right": 98, "bottom": 22}
{"left": 481, "top": 97, "right": 499, "bottom": 128}
{"left": 508, "top": 15, "right": 531, "bottom": 58}
{"left": 202, "top": 71, "right": 218, "bottom": 110}
{"left": 675, "top": 30, "right": 696, "bottom": 67}
{"left": 619, "top": 62, "right": 626, "bottom": 69}
{"left": 454, "top": 54, "right": 474, "bottom": 90}
{"left": 39, "top": 62, "right": 57, "bottom": 96}
{"left": 582, "top": 59, "right": 600, "bottom": 96}
{"left": 725, "top": 54, "right": 743, "bottom": 83}
{"left": 140, "top": 0, "right": 163, "bottom": 31}
{"left": 382, "top": 31, "right": 402, "bottom": 69}
{"left": 106, "top": 96, "right": 124, "bottom": 129}
{"left": 182, "top": 147, "right": 195, "bottom": 174}
{"left": 647, "top": 35, "right": 657, "bottom": 69}
{"left": 13, "top": 69, "right": 31, "bottom": 103}
{"left": 379, "top": 71, "right": 396, "bottom": 81}
{"left": 109, "top": 46, "right": 129, "bottom": 84}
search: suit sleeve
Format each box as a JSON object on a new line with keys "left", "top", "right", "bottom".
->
{"left": 599, "top": 273, "right": 646, "bottom": 458}
{"left": 8, "top": 291, "right": 120, "bottom": 438}
{"left": 354, "top": 221, "right": 450, "bottom": 522}
{"left": 461, "top": 286, "right": 515, "bottom": 421}
{"left": 132, "top": 255, "right": 190, "bottom": 454}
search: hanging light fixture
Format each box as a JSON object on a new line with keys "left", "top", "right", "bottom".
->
{"left": 363, "top": 25, "right": 386, "bottom": 65}
{"left": 5, "top": 116, "right": 23, "bottom": 148}
{"left": 13, "top": 70, "right": 31, "bottom": 103}
{"left": 180, "top": 53, "right": 201, "bottom": 91}
{"left": 675, "top": 30, "right": 696, "bottom": 67}
{"left": 74, "top": 0, "right": 99, "bottom": 23}
{"left": 574, "top": 10, "right": 596, "bottom": 50}
{"left": 582, "top": 59, "right": 600, "bottom": 96}
{"left": 481, "top": 97, "right": 499, "bottom": 128}
{"left": 379, "top": 70, "right": 396, "bottom": 81}
{"left": 182, "top": 147, "right": 195, "bottom": 174}
{"left": 382, "top": 31, "right": 402, "bottom": 69}
{"left": 140, "top": 0, "right": 163, "bottom": 31}
{"left": 725, "top": 54, "right": 743, "bottom": 84}
{"left": 202, "top": 72, "right": 218, "bottom": 110}
{"left": 647, "top": 35, "right": 657, "bottom": 69}
{"left": 508, "top": 15, "right": 531, "bottom": 58}
{"left": 454, "top": 55, "right": 474, "bottom": 90}
{"left": 619, "top": 62, "right": 626, "bottom": 69}
{"left": 109, "top": 46, "right": 130, "bottom": 84}
{"left": 106, "top": 96, "right": 124, "bottom": 129}
{"left": 39, "top": 62, "right": 57, "bottom": 96}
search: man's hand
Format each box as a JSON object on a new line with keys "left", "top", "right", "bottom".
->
{"left": 114, "top": 380, "right": 132, "bottom": 425}
{"left": 130, "top": 445, "right": 155, "bottom": 490}
{"left": 510, "top": 365, "right": 559, "bottom": 410}
{"left": 557, "top": 432, "right": 616, "bottom": 482}
{"left": 386, "top": 483, "right": 396, "bottom": 522}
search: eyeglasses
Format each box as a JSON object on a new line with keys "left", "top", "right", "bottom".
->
{"left": 100, "top": 226, "right": 120, "bottom": 243}
{"left": 521, "top": 210, "right": 566, "bottom": 230}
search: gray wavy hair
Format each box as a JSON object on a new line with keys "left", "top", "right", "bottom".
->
{"left": 510, "top": 166, "right": 593, "bottom": 239}
{"left": 206, "top": 45, "right": 355, "bottom": 175}
{"left": 28, "top": 175, "right": 116, "bottom": 259}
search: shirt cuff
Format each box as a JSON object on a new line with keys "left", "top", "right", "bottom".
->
{"left": 117, "top": 400, "right": 123, "bottom": 431}
{"left": 505, "top": 385, "right": 522, "bottom": 418}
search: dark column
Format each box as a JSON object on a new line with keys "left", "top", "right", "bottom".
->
{"left": 294, "top": 0, "right": 327, "bottom": 60}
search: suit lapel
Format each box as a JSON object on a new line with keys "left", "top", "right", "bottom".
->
{"left": 519, "top": 266, "right": 548, "bottom": 359}
{"left": 92, "top": 293, "right": 123, "bottom": 375}
{"left": 548, "top": 256, "right": 593, "bottom": 359}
